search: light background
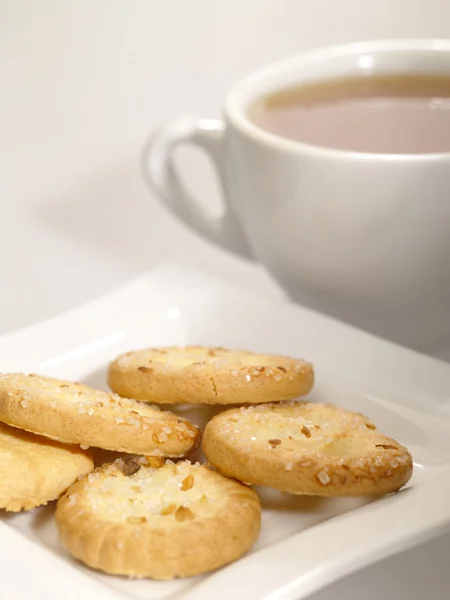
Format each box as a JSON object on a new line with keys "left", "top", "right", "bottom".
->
{"left": 1, "top": 4, "right": 450, "bottom": 597}
{"left": 2, "top": 0, "right": 450, "bottom": 332}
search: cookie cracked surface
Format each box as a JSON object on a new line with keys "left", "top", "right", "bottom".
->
{"left": 56, "top": 458, "right": 261, "bottom": 579}
{"left": 0, "top": 373, "right": 200, "bottom": 456}
{"left": 108, "top": 346, "right": 314, "bottom": 405}
{"left": 202, "top": 401, "right": 413, "bottom": 496}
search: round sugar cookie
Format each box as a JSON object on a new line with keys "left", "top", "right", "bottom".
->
{"left": 0, "top": 373, "right": 200, "bottom": 456}
{"left": 55, "top": 458, "right": 261, "bottom": 579}
{"left": 202, "top": 401, "right": 413, "bottom": 496}
{"left": 0, "top": 422, "right": 93, "bottom": 512}
{"left": 108, "top": 346, "right": 314, "bottom": 405}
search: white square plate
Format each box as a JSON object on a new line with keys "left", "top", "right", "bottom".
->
{"left": 1, "top": 263, "right": 450, "bottom": 600}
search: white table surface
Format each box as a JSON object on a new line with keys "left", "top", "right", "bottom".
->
{"left": 1, "top": 1, "right": 450, "bottom": 597}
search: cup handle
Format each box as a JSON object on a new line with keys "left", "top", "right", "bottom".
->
{"left": 143, "top": 115, "right": 253, "bottom": 259}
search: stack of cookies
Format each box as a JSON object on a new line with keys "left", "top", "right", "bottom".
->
{"left": 0, "top": 346, "right": 413, "bottom": 580}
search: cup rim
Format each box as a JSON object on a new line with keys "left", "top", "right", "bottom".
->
{"left": 224, "top": 38, "right": 450, "bottom": 161}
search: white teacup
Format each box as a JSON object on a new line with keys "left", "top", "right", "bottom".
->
{"left": 144, "top": 39, "right": 450, "bottom": 352}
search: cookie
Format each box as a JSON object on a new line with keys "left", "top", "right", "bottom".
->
{"left": 55, "top": 458, "right": 261, "bottom": 579}
{"left": 0, "top": 422, "right": 93, "bottom": 512}
{"left": 0, "top": 373, "right": 200, "bottom": 456}
{"left": 202, "top": 401, "right": 413, "bottom": 496}
{"left": 108, "top": 346, "right": 314, "bottom": 405}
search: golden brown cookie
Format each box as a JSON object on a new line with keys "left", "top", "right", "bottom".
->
{"left": 0, "top": 422, "right": 93, "bottom": 512}
{"left": 202, "top": 401, "right": 413, "bottom": 496}
{"left": 0, "top": 373, "right": 200, "bottom": 456}
{"left": 108, "top": 346, "right": 314, "bottom": 405}
{"left": 56, "top": 458, "right": 261, "bottom": 579}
